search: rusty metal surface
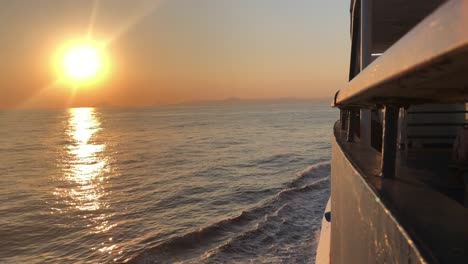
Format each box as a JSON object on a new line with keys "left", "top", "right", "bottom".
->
{"left": 338, "top": 0, "right": 468, "bottom": 107}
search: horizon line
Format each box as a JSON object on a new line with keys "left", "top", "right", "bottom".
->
{"left": 0, "top": 96, "right": 333, "bottom": 110}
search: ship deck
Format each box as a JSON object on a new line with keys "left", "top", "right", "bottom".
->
{"left": 334, "top": 123, "right": 468, "bottom": 263}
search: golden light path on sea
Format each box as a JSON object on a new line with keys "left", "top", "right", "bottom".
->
{"left": 53, "top": 108, "right": 119, "bottom": 256}
{"left": 65, "top": 108, "right": 107, "bottom": 212}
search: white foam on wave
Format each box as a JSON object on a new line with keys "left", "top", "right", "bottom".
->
{"left": 128, "top": 161, "right": 331, "bottom": 264}
{"left": 297, "top": 161, "right": 331, "bottom": 178}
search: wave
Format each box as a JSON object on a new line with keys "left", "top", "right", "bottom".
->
{"left": 254, "top": 153, "right": 303, "bottom": 166}
{"left": 126, "top": 161, "right": 330, "bottom": 264}
{"left": 289, "top": 160, "right": 331, "bottom": 188}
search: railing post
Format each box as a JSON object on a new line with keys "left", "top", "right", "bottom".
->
{"left": 380, "top": 105, "right": 399, "bottom": 178}
{"left": 347, "top": 109, "right": 356, "bottom": 142}
{"left": 340, "top": 109, "right": 347, "bottom": 130}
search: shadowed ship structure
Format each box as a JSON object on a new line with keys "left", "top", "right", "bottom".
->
{"left": 316, "top": 0, "right": 468, "bottom": 263}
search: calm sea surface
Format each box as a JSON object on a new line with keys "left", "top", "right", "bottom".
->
{"left": 0, "top": 102, "right": 335, "bottom": 263}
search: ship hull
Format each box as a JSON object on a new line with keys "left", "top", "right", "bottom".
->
{"left": 323, "top": 136, "right": 426, "bottom": 264}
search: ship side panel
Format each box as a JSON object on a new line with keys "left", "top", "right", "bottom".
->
{"left": 331, "top": 138, "right": 424, "bottom": 264}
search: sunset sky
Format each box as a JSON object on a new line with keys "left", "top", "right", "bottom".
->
{"left": 0, "top": 0, "right": 350, "bottom": 108}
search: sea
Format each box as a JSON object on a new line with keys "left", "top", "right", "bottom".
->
{"left": 0, "top": 101, "right": 335, "bottom": 263}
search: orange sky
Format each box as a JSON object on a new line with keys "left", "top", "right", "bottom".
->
{"left": 0, "top": 0, "right": 350, "bottom": 108}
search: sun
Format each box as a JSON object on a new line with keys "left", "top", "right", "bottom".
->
{"left": 63, "top": 45, "right": 101, "bottom": 80}
{"left": 54, "top": 40, "right": 109, "bottom": 86}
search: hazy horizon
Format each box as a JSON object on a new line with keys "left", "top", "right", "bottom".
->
{"left": 0, "top": 96, "right": 332, "bottom": 110}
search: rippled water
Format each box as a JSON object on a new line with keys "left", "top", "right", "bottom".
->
{"left": 0, "top": 102, "right": 335, "bottom": 263}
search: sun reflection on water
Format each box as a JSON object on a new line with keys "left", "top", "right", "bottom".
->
{"left": 54, "top": 108, "right": 116, "bottom": 238}
{"left": 65, "top": 108, "right": 107, "bottom": 212}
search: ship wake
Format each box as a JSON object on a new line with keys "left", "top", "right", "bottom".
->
{"left": 127, "top": 161, "right": 331, "bottom": 264}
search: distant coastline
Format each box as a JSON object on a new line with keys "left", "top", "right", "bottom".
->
{"left": 168, "top": 97, "right": 331, "bottom": 107}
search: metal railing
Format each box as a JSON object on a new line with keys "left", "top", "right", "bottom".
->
{"left": 333, "top": 1, "right": 468, "bottom": 178}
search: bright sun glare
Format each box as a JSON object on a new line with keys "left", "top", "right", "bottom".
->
{"left": 63, "top": 45, "right": 101, "bottom": 80}
{"left": 55, "top": 40, "right": 108, "bottom": 86}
